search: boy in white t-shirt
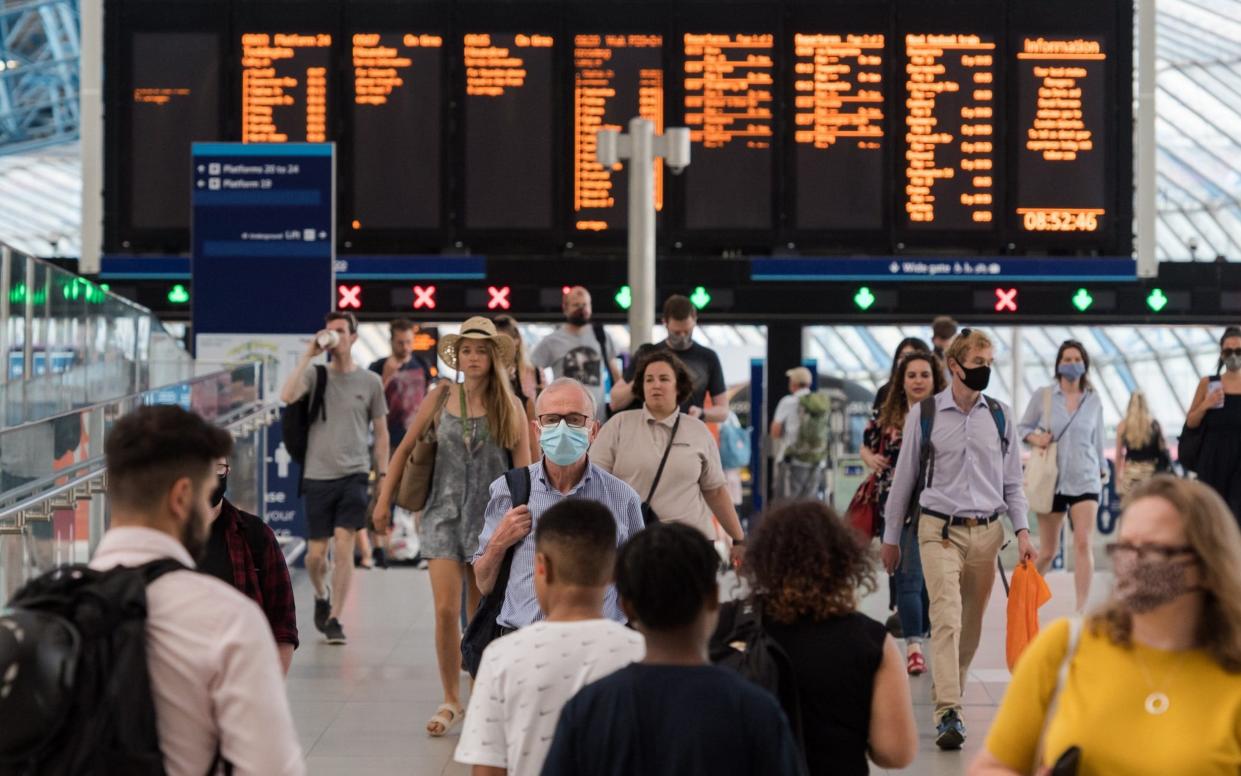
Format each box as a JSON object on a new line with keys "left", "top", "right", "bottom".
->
{"left": 454, "top": 499, "right": 644, "bottom": 775}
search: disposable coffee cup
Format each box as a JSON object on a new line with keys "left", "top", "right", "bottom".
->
{"left": 316, "top": 331, "right": 340, "bottom": 349}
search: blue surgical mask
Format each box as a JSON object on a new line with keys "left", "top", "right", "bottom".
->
{"left": 540, "top": 420, "right": 591, "bottom": 466}
{"left": 1058, "top": 362, "right": 1086, "bottom": 380}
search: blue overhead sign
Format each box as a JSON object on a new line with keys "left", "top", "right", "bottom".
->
{"left": 751, "top": 256, "right": 1137, "bottom": 282}
{"left": 191, "top": 142, "right": 335, "bottom": 335}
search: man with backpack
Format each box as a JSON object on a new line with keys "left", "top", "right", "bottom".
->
{"left": 279, "top": 311, "right": 388, "bottom": 645}
{"left": 530, "top": 286, "right": 622, "bottom": 420}
{"left": 0, "top": 405, "right": 304, "bottom": 775}
{"left": 771, "top": 366, "right": 829, "bottom": 501}
{"left": 880, "top": 328, "right": 1035, "bottom": 751}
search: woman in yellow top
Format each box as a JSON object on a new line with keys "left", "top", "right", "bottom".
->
{"left": 971, "top": 476, "right": 1241, "bottom": 776}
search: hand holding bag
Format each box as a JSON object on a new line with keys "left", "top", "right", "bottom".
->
{"left": 395, "top": 385, "right": 453, "bottom": 512}
{"left": 641, "top": 415, "right": 681, "bottom": 526}
{"left": 1024, "top": 388, "right": 1060, "bottom": 514}
{"left": 845, "top": 475, "right": 880, "bottom": 539}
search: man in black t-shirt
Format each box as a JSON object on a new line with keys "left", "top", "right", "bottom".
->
{"left": 540, "top": 523, "right": 802, "bottom": 776}
{"left": 610, "top": 295, "right": 728, "bottom": 421}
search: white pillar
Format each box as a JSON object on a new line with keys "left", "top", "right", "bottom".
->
{"left": 1136, "top": 0, "right": 1157, "bottom": 277}
{"left": 627, "top": 117, "right": 656, "bottom": 347}
{"left": 79, "top": 0, "right": 104, "bottom": 275}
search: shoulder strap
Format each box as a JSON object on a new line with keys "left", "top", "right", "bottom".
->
{"left": 1041, "top": 386, "right": 1053, "bottom": 428}
{"left": 591, "top": 321, "right": 609, "bottom": 359}
{"left": 915, "top": 396, "right": 937, "bottom": 493}
{"left": 504, "top": 466, "right": 532, "bottom": 508}
{"left": 429, "top": 381, "right": 453, "bottom": 431}
{"left": 984, "top": 396, "right": 1009, "bottom": 455}
{"left": 1032, "top": 617, "right": 1084, "bottom": 772}
{"left": 646, "top": 415, "right": 681, "bottom": 503}
{"left": 310, "top": 364, "right": 328, "bottom": 422}
{"left": 140, "top": 557, "right": 187, "bottom": 584}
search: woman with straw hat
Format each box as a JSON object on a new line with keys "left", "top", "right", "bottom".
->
{"left": 373, "top": 316, "right": 531, "bottom": 737}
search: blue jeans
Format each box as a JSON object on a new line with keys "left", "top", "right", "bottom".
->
{"left": 896, "top": 522, "right": 931, "bottom": 641}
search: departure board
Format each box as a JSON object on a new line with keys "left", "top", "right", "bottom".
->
{"left": 573, "top": 34, "right": 664, "bottom": 234}
{"left": 903, "top": 34, "right": 996, "bottom": 230}
{"left": 463, "top": 32, "right": 555, "bottom": 230}
{"left": 793, "top": 33, "right": 885, "bottom": 231}
{"left": 350, "top": 33, "right": 443, "bottom": 231}
{"left": 683, "top": 33, "right": 775, "bottom": 231}
{"left": 1015, "top": 37, "right": 1107, "bottom": 235}
{"left": 130, "top": 32, "right": 220, "bottom": 230}
{"left": 241, "top": 32, "right": 331, "bottom": 143}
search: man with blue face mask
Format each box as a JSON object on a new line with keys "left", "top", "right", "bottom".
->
{"left": 473, "top": 378, "right": 645, "bottom": 633}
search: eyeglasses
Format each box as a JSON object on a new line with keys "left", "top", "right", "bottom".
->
{"left": 1222, "top": 348, "right": 1241, "bottom": 358}
{"left": 215, "top": 463, "right": 231, "bottom": 476}
{"left": 1104, "top": 542, "right": 1197, "bottom": 561}
{"left": 537, "top": 413, "right": 591, "bottom": 429}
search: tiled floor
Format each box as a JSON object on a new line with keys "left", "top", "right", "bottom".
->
{"left": 287, "top": 556, "right": 1111, "bottom": 775}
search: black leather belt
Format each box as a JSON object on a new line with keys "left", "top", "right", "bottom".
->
{"left": 922, "top": 509, "right": 1000, "bottom": 540}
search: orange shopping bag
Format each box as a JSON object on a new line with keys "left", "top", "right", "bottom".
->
{"left": 1006, "top": 560, "right": 1052, "bottom": 671}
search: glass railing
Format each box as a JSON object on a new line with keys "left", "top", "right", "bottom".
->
{"left": 0, "top": 362, "right": 269, "bottom": 600}
{"left": 0, "top": 245, "right": 192, "bottom": 425}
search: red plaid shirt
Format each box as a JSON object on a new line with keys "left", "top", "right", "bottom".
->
{"left": 216, "top": 500, "right": 299, "bottom": 648}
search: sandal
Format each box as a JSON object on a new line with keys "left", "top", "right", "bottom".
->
{"left": 426, "top": 703, "right": 464, "bottom": 737}
{"left": 907, "top": 651, "right": 927, "bottom": 676}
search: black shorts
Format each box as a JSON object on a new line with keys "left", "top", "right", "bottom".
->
{"left": 1052, "top": 492, "right": 1099, "bottom": 514}
{"left": 303, "top": 474, "right": 370, "bottom": 540}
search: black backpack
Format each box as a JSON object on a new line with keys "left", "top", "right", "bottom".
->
{"left": 0, "top": 559, "right": 184, "bottom": 776}
{"left": 709, "top": 599, "right": 806, "bottom": 761}
{"left": 280, "top": 364, "right": 328, "bottom": 465}
{"left": 461, "top": 466, "right": 531, "bottom": 678}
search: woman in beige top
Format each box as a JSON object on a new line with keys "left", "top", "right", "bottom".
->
{"left": 591, "top": 350, "right": 746, "bottom": 566}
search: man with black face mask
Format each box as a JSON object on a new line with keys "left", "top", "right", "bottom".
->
{"left": 88, "top": 405, "right": 305, "bottom": 774}
{"left": 879, "top": 328, "right": 1036, "bottom": 751}
{"left": 530, "top": 286, "right": 623, "bottom": 420}
{"left": 199, "top": 456, "right": 299, "bottom": 674}
{"left": 611, "top": 294, "right": 728, "bottom": 420}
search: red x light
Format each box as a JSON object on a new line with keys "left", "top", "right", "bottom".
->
{"left": 413, "top": 285, "right": 436, "bottom": 310}
{"left": 337, "top": 284, "right": 362, "bottom": 310}
{"left": 487, "top": 285, "right": 511, "bottom": 310}
{"left": 994, "top": 287, "right": 1018, "bottom": 313}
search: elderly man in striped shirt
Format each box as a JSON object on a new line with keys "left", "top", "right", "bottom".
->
{"left": 473, "top": 378, "right": 645, "bottom": 633}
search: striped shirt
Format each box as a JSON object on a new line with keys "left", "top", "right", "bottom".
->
{"left": 473, "top": 459, "right": 645, "bottom": 629}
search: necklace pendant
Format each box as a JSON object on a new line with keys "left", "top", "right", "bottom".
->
{"left": 1145, "top": 692, "right": 1170, "bottom": 715}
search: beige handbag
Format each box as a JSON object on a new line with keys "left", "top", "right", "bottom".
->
{"left": 395, "top": 386, "right": 452, "bottom": 512}
{"left": 1024, "top": 388, "right": 1059, "bottom": 514}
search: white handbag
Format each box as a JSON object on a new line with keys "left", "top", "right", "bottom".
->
{"left": 1024, "top": 387, "right": 1059, "bottom": 514}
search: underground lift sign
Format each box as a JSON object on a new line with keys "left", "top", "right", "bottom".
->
{"left": 191, "top": 142, "right": 336, "bottom": 546}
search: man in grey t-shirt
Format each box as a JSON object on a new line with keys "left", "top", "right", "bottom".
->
{"left": 530, "top": 286, "right": 622, "bottom": 418}
{"left": 279, "top": 311, "right": 388, "bottom": 645}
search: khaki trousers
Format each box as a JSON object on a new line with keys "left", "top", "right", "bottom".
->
{"left": 918, "top": 514, "right": 1003, "bottom": 721}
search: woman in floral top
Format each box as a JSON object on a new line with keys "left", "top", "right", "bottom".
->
{"left": 861, "top": 350, "right": 945, "bottom": 674}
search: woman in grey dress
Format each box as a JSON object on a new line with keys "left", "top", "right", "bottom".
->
{"left": 373, "top": 317, "right": 530, "bottom": 736}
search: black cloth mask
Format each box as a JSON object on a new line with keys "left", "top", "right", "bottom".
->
{"left": 958, "top": 364, "right": 991, "bottom": 392}
{"left": 210, "top": 473, "right": 228, "bottom": 508}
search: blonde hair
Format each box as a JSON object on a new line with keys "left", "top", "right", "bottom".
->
{"left": 944, "top": 328, "right": 993, "bottom": 369}
{"left": 1122, "top": 391, "right": 1155, "bottom": 449}
{"left": 460, "top": 338, "right": 523, "bottom": 450}
{"left": 1090, "top": 476, "right": 1241, "bottom": 671}
{"left": 493, "top": 315, "right": 533, "bottom": 373}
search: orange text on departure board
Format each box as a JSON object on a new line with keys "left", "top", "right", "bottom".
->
{"left": 904, "top": 34, "right": 995, "bottom": 225}
{"left": 1018, "top": 38, "right": 1102, "bottom": 162}
{"left": 683, "top": 33, "right": 774, "bottom": 150}
{"left": 573, "top": 34, "right": 664, "bottom": 232}
{"left": 241, "top": 32, "right": 330, "bottom": 143}
{"left": 352, "top": 33, "right": 442, "bottom": 106}
{"left": 133, "top": 88, "right": 191, "bottom": 106}
{"left": 792, "top": 33, "right": 884, "bottom": 151}
{"left": 463, "top": 33, "right": 553, "bottom": 98}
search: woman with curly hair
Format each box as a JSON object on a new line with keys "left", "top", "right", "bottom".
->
{"left": 972, "top": 476, "right": 1241, "bottom": 775}
{"left": 743, "top": 500, "right": 917, "bottom": 775}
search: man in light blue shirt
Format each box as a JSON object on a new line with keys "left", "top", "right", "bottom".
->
{"left": 474, "top": 378, "right": 644, "bottom": 630}
{"left": 881, "top": 329, "right": 1036, "bottom": 751}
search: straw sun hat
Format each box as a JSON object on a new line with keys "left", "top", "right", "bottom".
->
{"left": 437, "top": 317, "right": 516, "bottom": 370}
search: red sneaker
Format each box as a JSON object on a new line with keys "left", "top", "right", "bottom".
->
{"left": 907, "top": 651, "right": 927, "bottom": 675}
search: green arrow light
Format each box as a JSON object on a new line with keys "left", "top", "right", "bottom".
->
{"left": 853, "top": 286, "right": 876, "bottom": 311}
{"left": 689, "top": 286, "right": 712, "bottom": 310}
{"left": 614, "top": 285, "right": 632, "bottom": 311}
{"left": 1071, "top": 288, "right": 1093, "bottom": 312}
{"left": 1146, "top": 288, "right": 1168, "bottom": 313}
{"left": 167, "top": 284, "right": 190, "bottom": 304}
